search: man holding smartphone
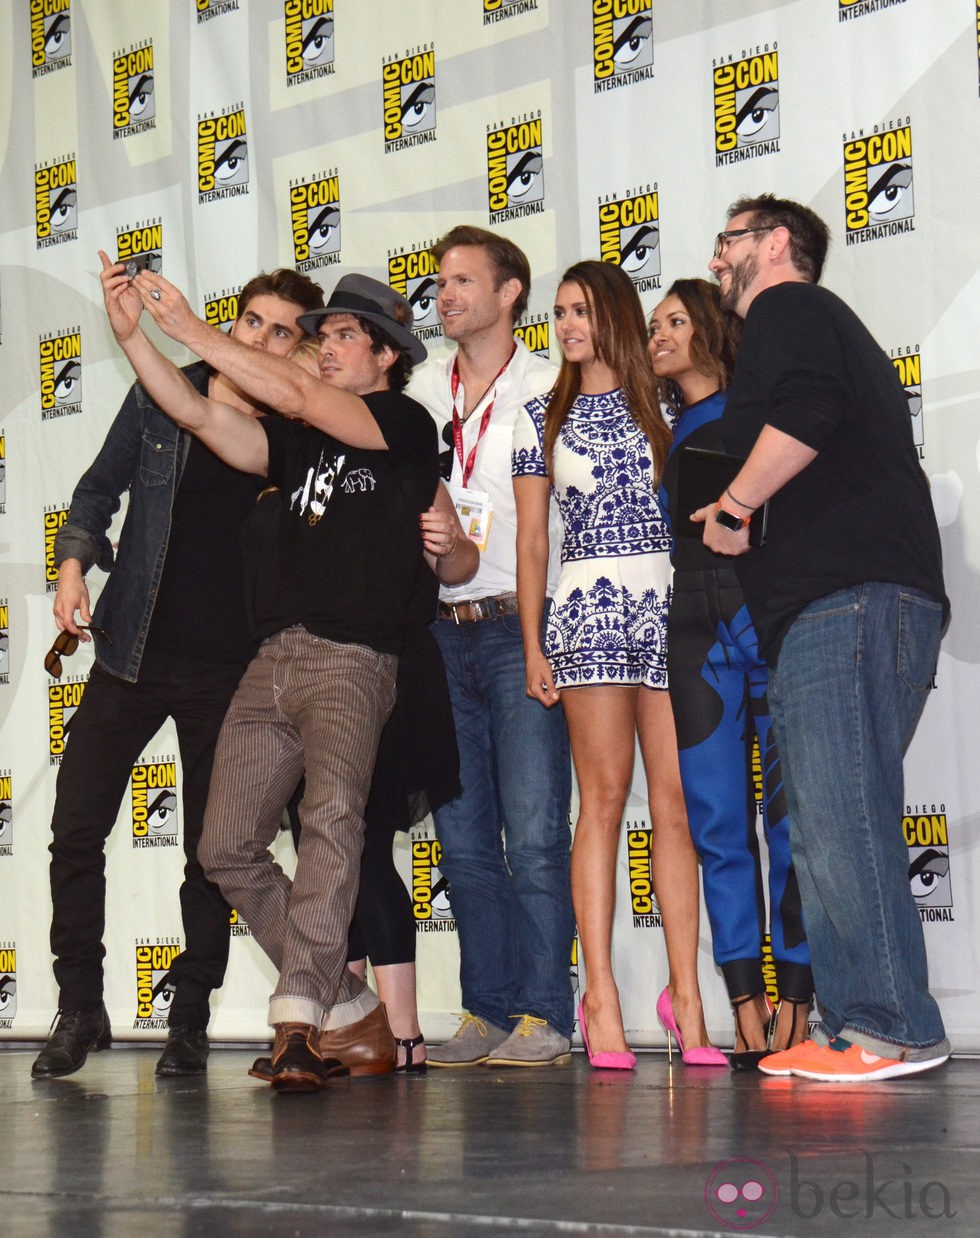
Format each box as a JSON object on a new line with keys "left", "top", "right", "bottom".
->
{"left": 32, "top": 267, "right": 324, "bottom": 1081}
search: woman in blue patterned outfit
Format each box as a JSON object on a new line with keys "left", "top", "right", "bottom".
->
{"left": 513, "top": 261, "right": 724, "bottom": 1068}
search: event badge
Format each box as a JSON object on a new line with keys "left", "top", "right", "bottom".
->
{"left": 450, "top": 485, "right": 493, "bottom": 552}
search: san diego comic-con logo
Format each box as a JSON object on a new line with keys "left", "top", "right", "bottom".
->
{"left": 132, "top": 761, "right": 179, "bottom": 848}
{"left": 843, "top": 120, "right": 915, "bottom": 246}
{"left": 0, "top": 772, "right": 12, "bottom": 855}
{"left": 197, "top": 105, "right": 249, "bottom": 204}
{"left": 388, "top": 243, "right": 441, "bottom": 343}
{"left": 592, "top": 0, "right": 654, "bottom": 94}
{"left": 0, "top": 945, "right": 16, "bottom": 1029}
{"left": 0, "top": 433, "right": 6, "bottom": 513}
{"left": 112, "top": 41, "right": 156, "bottom": 139}
{"left": 487, "top": 112, "right": 545, "bottom": 224}
{"left": 48, "top": 681, "right": 84, "bottom": 766}
{"left": 204, "top": 288, "right": 240, "bottom": 330}
{"left": 891, "top": 345, "right": 923, "bottom": 456}
{"left": 284, "top": 0, "right": 335, "bottom": 85}
{"left": 412, "top": 830, "right": 455, "bottom": 931}
{"left": 484, "top": 0, "right": 540, "bottom": 27}
{"left": 0, "top": 604, "right": 9, "bottom": 686}
{"left": 230, "top": 908, "right": 251, "bottom": 937}
{"left": 30, "top": 0, "right": 72, "bottom": 78}
{"left": 627, "top": 824, "right": 663, "bottom": 928}
{"left": 134, "top": 939, "right": 181, "bottom": 1029}
{"left": 43, "top": 505, "right": 68, "bottom": 594}
{"left": 598, "top": 186, "right": 661, "bottom": 292}
{"left": 515, "top": 314, "right": 550, "bottom": 358}
{"left": 197, "top": 0, "right": 241, "bottom": 25}
{"left": 905, "top": 804, "right": 954, "bottom": 923}
{"left": 712, "top": 46, "right": 780, "bottom": 167}
{"left": 839, "top": 0, "right": 908, "bottom": 23}
{"left": 38, "top": 328, "right": 82, "bottom": 423}
{"left": 289, "top": 171, "right": 341, "bottom": 273}
{"left": 35, "top": 156, "right": 77, "bottom": 249}
{"left": 116, "top": 220, "right": 163, "bottom": 281}
{"left": 383, "top": 44, "right": 436, "bottom": 154}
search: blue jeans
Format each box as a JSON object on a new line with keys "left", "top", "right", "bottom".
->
{"left": 432, "top": 612, "right": 574, "bottom": 1039}
{"left": 768, "top": 583, "right": 948, "bottom": 1058}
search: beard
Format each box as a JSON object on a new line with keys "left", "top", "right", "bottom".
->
{"left": 720, "top": 249, "right": 760, "bottom": 313}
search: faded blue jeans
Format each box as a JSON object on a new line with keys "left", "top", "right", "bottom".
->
{"left": 432, "top": 611, "right": 574, "bottom": 1039}
{"left": 768, "top": 583, "right": 949, "bottom": 1060}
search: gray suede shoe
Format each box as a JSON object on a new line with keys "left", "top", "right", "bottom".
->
{"left": 486, "top": 1015, "right": 572, "bottom": 1067}
{"left": 427, "top": 1013, "right": 509, "bottom": 1067}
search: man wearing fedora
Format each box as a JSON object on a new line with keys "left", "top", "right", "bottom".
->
{"left": 99, "top": 259, "right": 440, "bottom": 1090}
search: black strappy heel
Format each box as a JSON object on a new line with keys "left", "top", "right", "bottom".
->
{"left": 730, "top": 994, "right": 774, "bottom": 1072}
{"left": 394, "top": 1033, "right": 427, "bottom": 1074}
{"left": 769, "top": 995, "right": 813, "bottom": 1054}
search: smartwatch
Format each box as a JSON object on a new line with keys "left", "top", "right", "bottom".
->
{"left": 714, "top": 504, "right": 749, "bottom": 532}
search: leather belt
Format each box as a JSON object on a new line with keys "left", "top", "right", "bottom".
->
{"left": 438, "top": 592, "right": 520, "bottom": 624}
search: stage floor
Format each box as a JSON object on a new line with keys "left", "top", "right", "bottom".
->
{"left": 1, "top": 1044, "right": 976, "bottom": 1236}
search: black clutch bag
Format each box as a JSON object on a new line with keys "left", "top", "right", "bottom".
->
{"left": 675, "top": 446, "right": 768, "bottom": 548}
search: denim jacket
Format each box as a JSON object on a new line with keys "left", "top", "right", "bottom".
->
{"left": 53, "top": 363, "right": 212, "bottom": 682}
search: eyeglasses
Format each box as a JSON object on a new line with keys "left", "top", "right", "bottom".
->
{"left": 43, "top": 626, "right": 113, "bottom": 678}
{"left": 714, "top": 227, "right": 774, "bottom": 258}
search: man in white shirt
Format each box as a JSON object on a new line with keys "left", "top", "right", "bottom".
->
{"left": 408, "top": 226, "right": 574, "bottom": 1067}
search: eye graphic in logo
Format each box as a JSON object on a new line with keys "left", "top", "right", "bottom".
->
{"left": 867, "top": 162, "right": 914, "bottom": 223}
{"left": 306, "top": 203, "right": 340, "bottom": 255}
{"left": 908, "top": 847, "right": 951, "bottom": 905}
{"left": 408, "top": 277, "right": 439, "bottom": 328}
{"left": 430, "top": 869, "right": 453, "bottom": 920}
{"left": 128, "top": 73, "right": 155, "bottom": 121}
{"left": 401, "top": 81, "right": 436, "bottom": 133}
{"left": 704, "top": 1158, "right": 779, "bottom": 1230}
{"left": 50, "top": 185, "right": 78, "bottom": 232}
{"left": 0, "top": 800, "right": 11, "bottom": 844}
{"left": 215, "top": 138, "right": 248, "bottom": 185}
{"left": 506, "top": 149, "right": 543, "bottom": 204}
{"left": 0, "top": 635, "right": 9, "bottom": 678}
{"left": 735, "top": 86, "right": 779, "bottom": 143}
{"left": 147, "top": 789, "right": 178, "bottom": 835}
{"left": 45, "top": 14, "right": 72, "bottom": 60}
{"left": 621, "top": 222, "right": 659, "bottom": 279}
{"left": 0, "top": 974, "right": 16, "bottom": 1018}
{"left": 302, "top": 14, "right": 333, "bottom": 68}
{"left": 613, "top": 14, "right": 653, "bottom": 71}
{"left": 55, "top": 359, "right": 81, "bottom": 405}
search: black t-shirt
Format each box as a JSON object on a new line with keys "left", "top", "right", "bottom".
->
{"left": 722, "top": 282, "right": 947, "bottom": 661}
{"left": 254, "top": 389, "right": 438, "bottom": 654}
{"left": 146, "top": 372, "right": 261, "bottom": 666}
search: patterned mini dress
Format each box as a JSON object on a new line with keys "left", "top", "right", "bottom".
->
{"left": 512, "top": 388, "right": 672, "bottom": 690}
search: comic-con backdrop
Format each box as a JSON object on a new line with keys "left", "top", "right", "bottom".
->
{"left": 1, "top": 0, "right": 978, "bottom": 1048}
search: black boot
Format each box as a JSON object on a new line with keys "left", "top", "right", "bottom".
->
{"left": 32, "top": 1004, "right": 112, "bottom": 1079}
{"left": 156, "top": 1026, "right": 209, "bottom": 1076}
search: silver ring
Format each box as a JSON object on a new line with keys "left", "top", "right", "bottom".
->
{"left": 150, "top": 288, "right": 162, "bottom": 301}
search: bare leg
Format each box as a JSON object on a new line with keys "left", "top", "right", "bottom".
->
{"left": 637, "top": 688, "right": 716, "bottom": 1052}
{"left": 562, "top": 685, "right": 638, "bottom": 1057}
{"left": 345, "top": 959, "right": 425, "bottom": 1067}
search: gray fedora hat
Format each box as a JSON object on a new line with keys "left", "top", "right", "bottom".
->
{"left": 297, "top": 273, "right": 427, "bottom": 366}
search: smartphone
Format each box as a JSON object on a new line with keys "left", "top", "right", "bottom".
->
{"left": 124, "top": 253, "right": 155, "bottom": 279}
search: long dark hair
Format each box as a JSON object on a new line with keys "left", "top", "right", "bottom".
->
{"left": 653, "top": 278, "right": 741, "bottom": 416}
{"left": 543, "top": 260, "right": 670, "bottom": 483}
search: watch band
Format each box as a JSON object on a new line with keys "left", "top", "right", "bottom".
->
{"left": 713, "top": 503, "right": 749, "bottom": 532}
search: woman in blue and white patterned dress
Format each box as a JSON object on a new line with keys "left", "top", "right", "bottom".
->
{"left": 513, "top": 261, "right": 724, "bottom": 1068}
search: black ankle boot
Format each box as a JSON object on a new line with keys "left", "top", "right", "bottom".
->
{"left": 32, "top": 1004, "right": 112, "bottom": 1079}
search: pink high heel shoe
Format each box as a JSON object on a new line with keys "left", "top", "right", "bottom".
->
{"left": 577, "top": 1000, "right": 636, "bottom": 1070}
{"left": 656, "top": 987, "right": 728, "bottom": 1066}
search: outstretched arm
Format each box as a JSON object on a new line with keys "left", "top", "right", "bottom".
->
{"left": 132, "top": 268, "right": 387, "bottom": 450}
{"left": 99, "top": 252, "right": 268, "bottom": 475}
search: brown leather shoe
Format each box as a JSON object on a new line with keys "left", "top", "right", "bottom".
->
{"left": 319, "top": 1004, "right": 397, "bottom": 1078}
{"left": 270, "top": 1022, "right": 327, "bottom": 1093}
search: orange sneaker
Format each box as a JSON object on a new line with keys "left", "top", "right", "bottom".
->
{"left": 757, "top": 1038, "right": 825, "bottom": 1077}
{"left": 790, "top": 1043, "right": 949, "bottom": 1082}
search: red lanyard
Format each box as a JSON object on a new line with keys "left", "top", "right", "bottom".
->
{"left": 449, "top": 344, "right": 516, "bottom": 489}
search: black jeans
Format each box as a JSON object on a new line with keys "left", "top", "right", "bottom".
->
{"left": 49, "top": 648, "right": 245, "bottom": 1028}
